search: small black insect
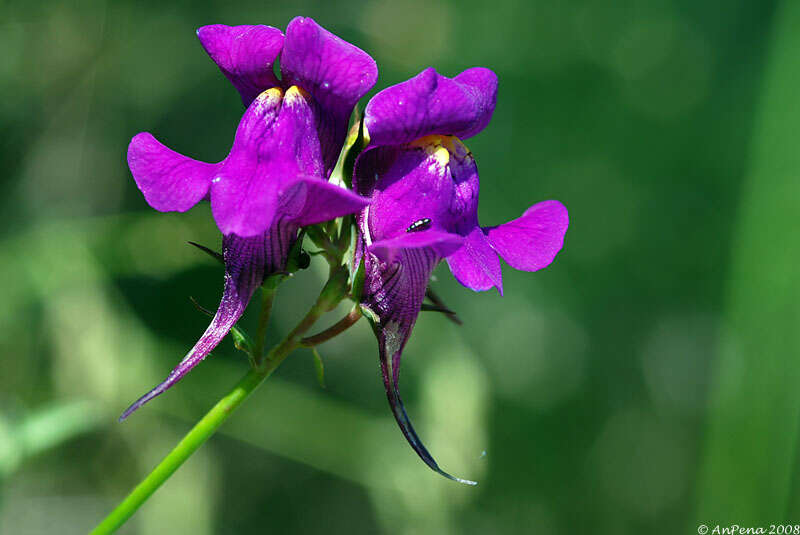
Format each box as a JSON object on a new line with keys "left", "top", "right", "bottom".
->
{"left": 406, "top": 218, "right": 432, "bottom": 233}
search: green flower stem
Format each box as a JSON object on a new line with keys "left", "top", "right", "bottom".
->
{"left": 91, "top": 279, "right": 342, "bottom": 535}
{"left": 252, "top": 287, "right": 276, "bottom": 365}
{"left": 90, "top": 367, "right": 266, "bottom": 535}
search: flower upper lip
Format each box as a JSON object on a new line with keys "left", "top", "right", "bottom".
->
{"left": 363, "top": 66, "right": 498, "bottom": 148}
{"left": 198, "top": 17, "right": 378, "bottom": 176}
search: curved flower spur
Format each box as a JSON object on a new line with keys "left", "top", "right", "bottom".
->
{"left": 121, "top": 18, "right": 376, "bottom": 419}
{"left": 353, "top": 67, "right": 569, "bottom": 483}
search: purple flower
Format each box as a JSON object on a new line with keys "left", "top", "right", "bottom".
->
{"left": 353, "top": 67, "right": 569, "bottom": 482}
{"left": 121, "top": 18, "right": 376, "bottom": 419}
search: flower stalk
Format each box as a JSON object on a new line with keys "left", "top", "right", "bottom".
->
{"left": 301, "top": 306, "right": 363, "bottom": 347}
{"left": 91, "top": 367, "right": 266, "bottom": 535}
{"left": 92, "top": 267, "right": 349, "bottom": 535}
{"left": 251, "top": 286, "right": 276, "bottom": 366}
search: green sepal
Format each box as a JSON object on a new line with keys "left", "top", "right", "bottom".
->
{"left": 305, "top": 224, "right": 342, "bottom": 266}
{"left": 261, "top": 271, "right": 286, "bottom": 291}
{"left": 284, "top": 230, "right": 310, "bottom": 274}
{"left": 325, "top": 218, "right": 338, "bottom": 237}
{"left": 342, "top": 110, "right": 367, "bottom": 187}
{"left": 306, "top": 225, "right": 330, "bottom": 250}
{"left": 359, "top": 303, "right": 380, "bottom": 325}
{"left": 230, "top": 326, "right": 255, "bottom": 355}
{"left": 350, "top": 256, "right": 366, "bottom": 303}
{"left": 337, "top": 214, "right": 353, "bottom": 252}
{"left": 311, "top": 347, "right": 326, "bottom": 389}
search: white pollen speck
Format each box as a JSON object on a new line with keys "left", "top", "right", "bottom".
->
{"left": 212, "top": 177, "right": 221, "bottom": 183}
{"left": 322, "top": 81, "right": 331, "bottom": 89}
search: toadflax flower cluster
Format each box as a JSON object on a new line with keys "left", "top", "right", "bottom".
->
{"left": 123, "top": 16, "right": 568, "bottom": 483}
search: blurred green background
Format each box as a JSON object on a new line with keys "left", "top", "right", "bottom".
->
{"left": 2, "top": 0, "right": 799, "bottom": 533}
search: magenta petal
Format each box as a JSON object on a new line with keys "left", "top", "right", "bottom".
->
{"left": 485, "top": 200, "right": 569, "bottom": 271}
{"left": 280, "top": 176, "right": 370, "bottom": 227}
{"left": 281, "top": 17, "right": 378, "bottom": 174}
{"left": 211, "top": 88, "right": 323, "bottom": 237}
{"left": 211, "top": 164, "right": 281, "bottom": 238}
{"left": 355, "top": 143, "right": 480, "bottom": 242}
{"left": 364, "top": 67, "right": 498, "bottom": 147}
{"left": 452, "top": 68, "right": 499, "bottom": 139}
{"left": 120, "top": 232, "right": 278, "bottom": 420}
{"left": 127, "top": 132, "right": 218, "bottom": 213}
{"left": 446, "top": 227, "right": 503, "bottom": 294}
{"left": 197, "top": 24, "right": 284, "bottom": 106}
{"left": 368, "top": 230, "right": 464, "bottom": 264}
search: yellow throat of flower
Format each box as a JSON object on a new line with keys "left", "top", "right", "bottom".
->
{"left": 410, "top": 134, "right": 470, "bottom": 166}
{"left": 254, "top": 85, "right": 311, "bottom": 107}
{"left": 256, "top": 86, "right": 284, "bottom": 104}
{"left": 284, "top": 85, "right": 311, "bottom": 102}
